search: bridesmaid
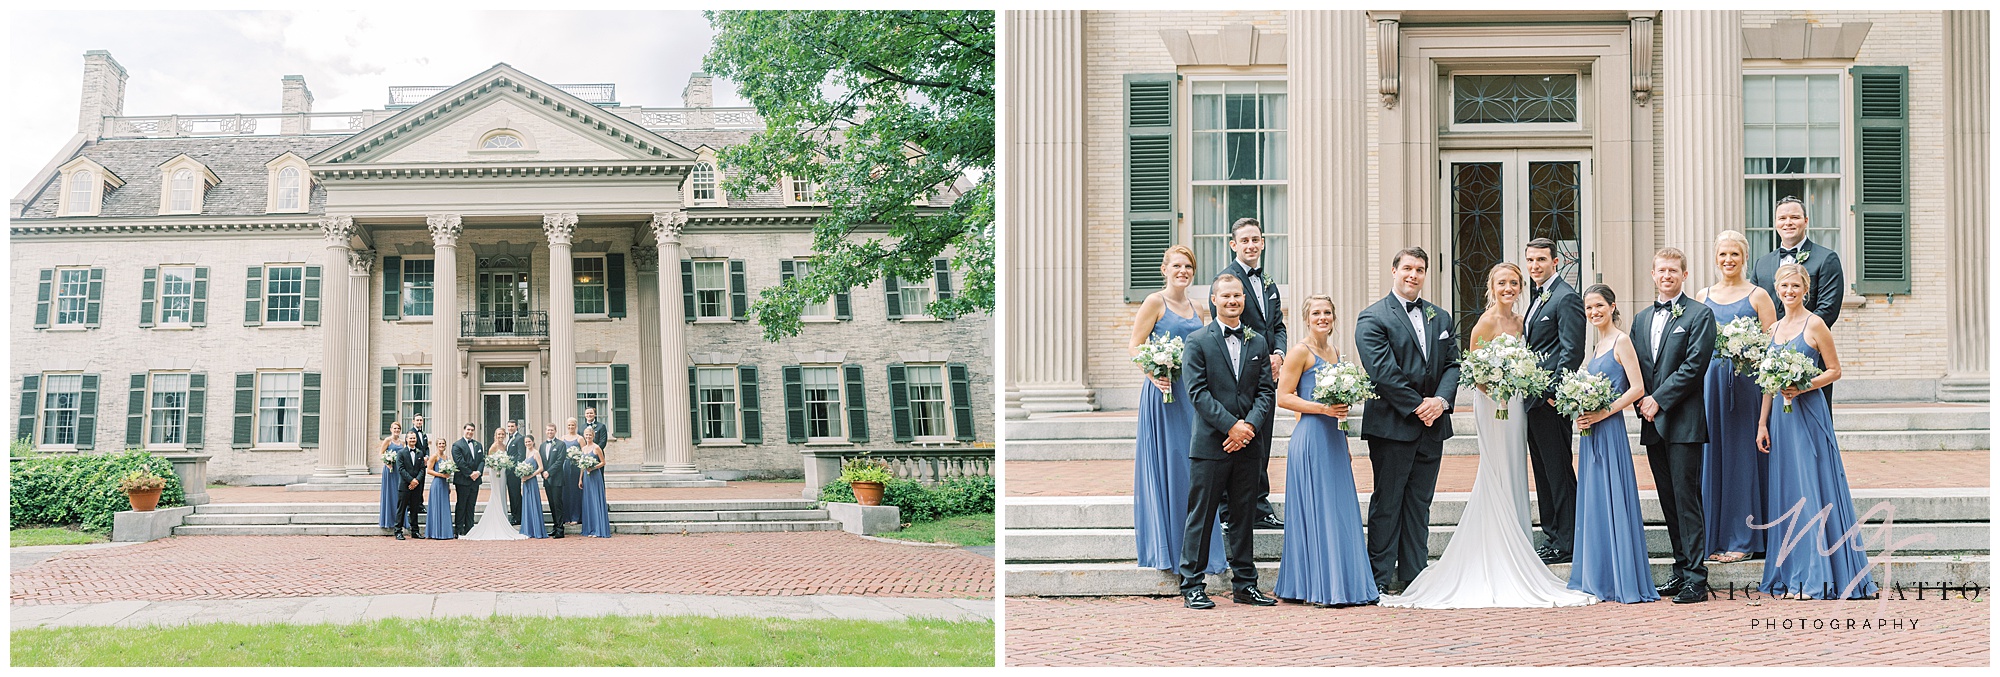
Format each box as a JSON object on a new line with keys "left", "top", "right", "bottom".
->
{"left": 517, "top": 436, "right": 549, "bottom": 539}
{"left": 424, "top": 438, "right": 456, "bottom": 540}
{"left": 1692, "top": 230, "right": 1777, "bottom": 564}
{"left": 377, "top": 420, "right": 404, "bottom": 531}
{"left": 1566, "top": 285, "right": 1659, "bottom": 603}
{"left": 1271, "top": 294, "right": 1376, "bottom": 608}
{"left": 1127, "top": 245, "right": 1224, "bottom": 575}
{"left": 1757, "top": 264, "right": 1877, "bottom": 600}
{"left": 574, "top": 417, "right": 613, "bottom": 538}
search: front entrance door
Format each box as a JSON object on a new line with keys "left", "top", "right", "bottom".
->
{"left": 482, "top": 391, "right": 528, "bottom": 440}
{"left": 1441, "top": 149, "right": 1591, "bottom": 346}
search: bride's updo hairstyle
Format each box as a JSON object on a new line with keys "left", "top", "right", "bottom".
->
{"left": 1485, "top": 262, "right": 1525, "bottom": 309}
{"left": 1583, "top": 283, "right": 1619, "bottom": 324}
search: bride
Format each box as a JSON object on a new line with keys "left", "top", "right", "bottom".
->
{"left": 1381, "top": 263, "right": 1597, "bottom": 609}
{"left": 462, "top": 427, "right": 527, "bottom": 541}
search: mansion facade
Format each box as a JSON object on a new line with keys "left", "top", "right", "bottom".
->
{"left": 1004, "top": 10, "right": 1988, "bottom": 413}
{"left": 11, "top": 53, "right": 992, "bottom": 485}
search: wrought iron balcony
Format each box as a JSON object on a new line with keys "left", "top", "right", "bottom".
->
{"left": 461, "top": 311, "right": 548, "bottom": 338}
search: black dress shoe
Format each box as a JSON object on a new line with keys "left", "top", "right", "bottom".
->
{"left": 1183, "top": 589, "right": 1216, "bottom": 609}
{"left": 1673, "top": 583, "right": 1709, "bottom": 604}
{"left": 413, "top": 531, "right": 426, "bottom": 540}
{"left": 395, "top": 530, "right": 406, "bottom": 540}
{"left": 1254, "top": 516, "right": 1285, "bottom": 530}
{"left": 1540, "top": 549, "right": 1572, "bottom": 565}
{"left": 1233, "top": 588, "right": 1278, "bottom": 606}
{"left": 1535, "top": 545, "right": 1557, "bottom": 558}
{"left": 1656, "top": 577, "right": 1687, "bottom": 596}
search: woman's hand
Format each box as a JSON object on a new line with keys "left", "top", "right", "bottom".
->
{"left": 1780, "top": 385, "right": 1807, "bottom": 399}
{"left": 1152, "top": 376, "right": 1174, "bottom": 394}
{"left": 1757, "top": 426, "right": 1771, "bottom": 454}
{"left": 1322, "top": 403, "right": 1349, "bottom": 418}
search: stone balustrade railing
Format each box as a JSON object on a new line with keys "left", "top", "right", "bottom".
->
{"left": 799, "top": 447, "right": 994, "bottom": 500}
{"left": 98, "top": 106, "right": 763, "bottom": 140}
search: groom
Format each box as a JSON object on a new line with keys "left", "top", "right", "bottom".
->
{"left": 1355, "top": 247, "right": 1460, "bottom": 594}
{"left": 1521, "top": 238, "right": 1586, "bottom": 565}
{"left": 1631, "top": 248, "right": 1716, "bottom": 604}
{"left": 449, "top": 423, "right": 486, "bottom": 537}
{"left": 1177, "top": 274, "right": 1278, "bottom": 609}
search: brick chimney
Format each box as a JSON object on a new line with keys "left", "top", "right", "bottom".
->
{"left": 280, "top": 75, "right": 314, "bottom": 134}
{"left": 682, "top": 72, "right": 713, "bottom": 108}
{"left": 77, "top": 50, "right": 128, "bottom": 137}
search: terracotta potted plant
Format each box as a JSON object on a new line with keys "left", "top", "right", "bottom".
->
{"left": 119, "top": 469, "right": 168, "bottom": 512}
{"left": 838, "top": 456, "right": 894, "bottom": 507}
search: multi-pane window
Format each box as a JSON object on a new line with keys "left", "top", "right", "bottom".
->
{"left": 1190, "top": 80, "right": 1288, "bottom": 282}
{"left": 265, "top": 265, "right": 304, "bottom": 323}
{"left": 257, "top": 371, "right": 303, "bottom": 445}
{"left": 54, "top": 268, "right": 91, "bottom": 326}
{"left": 802, "top": 366, "right": 843, "bottom": 439}
{"left": 159, "top": 266, "right": 194, "bottom": 325}
{"left": 575, "top": 366, "right": 610, "bottom": 427}
{"left": 148, "top": 373, "right": 190, "bottom": 445}
{"left": 693, "top": 260, "right": 728, "bottom": 319}
{"left": 697, "top": 367, "right": 738, "bottom": 440}
{"left": 400, "top": 369, "right": 431, "bottom": 423}
{"left": 790, "top": 178, "right": 818, "bottom": 204}
{"left": 906, "top": 365, "right": 949, "bottom": 438}
{"left": 794, "top": 261, "right": 831, "bottom": 319}
{"left": 170, "top": 169, "right": 196, "bottom": 212}
{"left": 574, "top": 256, "right": 607, "bottom": 315}
{"left": 691, "top": 162, "right": 717, "bottom": 203}
{"left": 1743, "top": 73, "right": 1844, "bottom": 255}
{"left": 401, "top": 259, "right": 434, "bottom": 317}
{"left": 275, "top": 167, "right": 302, "bottom": 211}
{"left": 1452, "top": 74, "right": 1580, "bottom": 125}
{"left": 900, "top": 274, "right": 934, "bottom": 319}
{"left": 39, "top": 374, "right": 83, "bottom": 446}
{"left": 67, "top": 170, "right": 93, "bottom": 214}
{"left": 483, "top": 134, "right": 524, "bottom": 149}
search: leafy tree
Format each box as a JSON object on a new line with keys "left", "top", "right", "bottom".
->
{"left": 703, "top": 10, "right": 994, "bottom": 341}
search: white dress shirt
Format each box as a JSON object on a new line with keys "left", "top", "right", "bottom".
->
{"left": 1394, "top": 290, "right": 1427, "bottom": 359}
{"left": 1219, "top": 320, "right": 1245, "bottom": 375}
{"left": 1650, "top": 294, "right": 1683, "bottom": 361}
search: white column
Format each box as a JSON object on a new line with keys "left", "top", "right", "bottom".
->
{"left": 632, "top": 247, "right": 668, "bottom": 471}
{"left": 1662, "top": 10, "right": 1743, "bottom": 292}
{"left": 1288, "top": 10, "right": 1372, "bottom": 356}
{"left": 544, "top": 213, "right": 578, "bottom": 426}
{"left": 313, "top": 215, "right": 353, "bottom": 479}
{"left": 1941, "top": 10, "right": 1989, "bottom": 401}
{"left": 651, "top": 211, "right": 700, "bottom": 477}
{"left": 427, "top": 214, "right": 463, "bottom": 430}
{"left": 345, "top": 248, "right": 374, "bottom": 475}
{"left": 1005, "top": 10, "right": 1097, "bottom": 417}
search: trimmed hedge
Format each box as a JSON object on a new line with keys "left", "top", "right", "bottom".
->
{"left": 818, "top": 476, "right": 994, "bottom": 523}
{"left": 10, "top": 450, "right": 185, "bottom": 533}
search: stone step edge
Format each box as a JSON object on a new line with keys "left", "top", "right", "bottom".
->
{"left": 172, "top": 520, "right": 844, "bottom": 533}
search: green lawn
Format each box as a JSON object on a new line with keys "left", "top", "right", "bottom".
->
{"left": 11, "top": 527, "right": 107, "bottom": 548}
{"left": 880, "top": 513, "right": 993, "bottom": 547}
{"left": 12, "top": 614, "right": 993, "bottom": 667}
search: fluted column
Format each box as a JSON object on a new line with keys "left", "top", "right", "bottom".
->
{"left": 651, "top": 211, "right": 699, "bottom": 476}
{"left": 1662, "top": 10, "right": 1743, "bottom": 291}
{"left": 427, "top": 214, "right": 463, "bottom": 430}
{"left": 314, "top": 216, "right": 354, "bottom": 479}
{"left": 632, "top": 247, "right": 668, "bottom": 471}
{"left": 544, "top": 213, "right": 579, "bottom": 427}
{"left": 1289, "top": 10, "right": 1372, "bottom": 356}
{"left": 346, "top": 249, "right": 374, "bottom": 475}
{"left": 1942, "top": 10, "right": 1989, "bottom": 401}
{"left": 1006, "top": 10, "right": 1097, "bottom": 417}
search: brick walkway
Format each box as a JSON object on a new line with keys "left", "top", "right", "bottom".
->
{"left": 207, "top": 482, "right": 806, "bottom": 503}
{"left": 1004, "top": 596, "right": 1989, "bottom": 666}
{"left": 1005, "top": 451, "right": 1991, "bottom": 497}
{"left": 11, "top": 533, "right": 992, "bottom": 605}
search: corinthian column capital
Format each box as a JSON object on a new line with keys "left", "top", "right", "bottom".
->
{"left": 630, "top": 246, "right": 659, "bottom": 272}
{"left": 650, "top": 210, "right": 688, "bottom": 245}
{"left": 321, "top": 215, "right": 355, "bottom": 245}
{"left": 542, "top": 212, "right": 579, "bottom": 246}
{"left": 348, "top": 249, "right": 376, "bottom": 276}
{"left": 426, "top": 214, "right": 463, "bottom": 247}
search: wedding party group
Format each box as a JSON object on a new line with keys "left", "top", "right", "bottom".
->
{"left": 374, "top": 409, "right": 617, "bottom": 541}
{"left": 1130, "top": 199, "right": 1878, "bottom": 612}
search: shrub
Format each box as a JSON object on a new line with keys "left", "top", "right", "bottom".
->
{"left": 836, "top": 456, "right": 894, "bottom": 484}
{"left": 9, "top": 449, "right": 185, "bottom": 533}
{"left": 817, "top": 474, "right": 994, "bottom": 523}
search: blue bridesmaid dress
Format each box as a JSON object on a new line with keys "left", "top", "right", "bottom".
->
{"left": 579, "top": 446, "right": 612, "bottom": 538}
{"left": 1566, "top": 347, "right": 1659, "bottom": 603}
{"left": 425, "top": 460, "right": 456, "bottom": 540}
{"left": 519, "top": 454, "right": 548, "bottom": 538}
{"left": 1273, "top": 355, "right": 1378, "bottom": 606}
{"left": 378, "top": 443, "right": 404, "bottom": 529}
{"left": 1761, "top": 334, "right": 1877, "bottom": 599}
{"left": 1130, "top": 303, "right": 1224, "bottom": 574}
{"left": 1703, "top": 294, "right": 1766, "bottom": 557}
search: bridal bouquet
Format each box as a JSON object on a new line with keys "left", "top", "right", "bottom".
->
{"left": 486, "top": 450, "right": 512, "bottom": 476}
{"left": 1310, "top": 361, "right": 1376, "bottom": 431}
{"left": 1459, "top": 334, "right": 1551, "bottom": 420}
{"left": 1131, "top": 334, "right": 1186, "bottom": 403}
{"left": 1551, "top": 370, "right": 1618, "bottom": 436}
{"left": 435, "top": 458, "right": 457, "bottom": 477}
{"left": 1715, "top": 316, "right": 1771, "bottom": 376}
{"left": 1755, "top": 345, "right": 1823, "bottom": 413}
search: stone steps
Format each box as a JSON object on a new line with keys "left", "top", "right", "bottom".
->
{"left": 173, "top": 498, "right": 834, "bottom": 536}
{"left": 172, "top": 520, "right": 841, "bottom": 537}
{"left": 1003, "top": 429, "right": 1988, "bottom": 460}
{"left": 1006, "top": 406, "right": 1989, "bottom": 440}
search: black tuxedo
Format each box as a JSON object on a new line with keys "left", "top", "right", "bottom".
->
{"left": 449, "top": 437, "right": 486, "bottom": 535}
{"left": 539, "top": 438, "right": 572, "bottom": 535}
{"left": 1209, "top": 259, "right": 1284, "bottom": 524}
{"left": 503, "top": 432, "right": 528, "bottom": 525}
{"left": 393, "top": 444, "right": 426, "bottom": 534}
{"left": 1176, "top": 320, "right": 1276, "bottom": 594}
{"left": 1631, "top": 295, "right": 1716, "bottom": 588}
{"left": 1522, "top": 276, "right": 1587, "bottom": 554}
{"left": 1748, "top": 238, "right": 1843, "bottom": 401}
{"left": 583, "top": 420, "right": 609, "bottom": 451}
{"left": 1354, "top": 293, "right": 1461, "bottom": 589}
{"left": 409, "top": 428, "right": 431, "bottom": 461}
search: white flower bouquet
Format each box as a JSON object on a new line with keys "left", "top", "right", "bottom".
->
{"left": 1459, "top": 333, "right": 1551, "bottom": 420}
{"left": 568, "top": 446, "right": 601, "bottom": 471}
{"left": 435, "top": 458, "right": 457, "bottom": 477}
{"left": 1755, "top": 345, "right": 1823, "bottom": 414}
{"left": 1715, "top": 316, "right": 1771, "bottom": 377}
{"left": 1131, "top": 334, "right": 1186, "bottom": 403}
{"left": 1310, "top": 361, "right": 1376, "bottom": 431}
{"left": 381, "top": 449, "right": 398, "bottom": 466}
{"left": 486, "top": 451, "right": 512, "bottom": 476}
{"left": 1551, "top": 370, "right": 1618, "bottom": 436}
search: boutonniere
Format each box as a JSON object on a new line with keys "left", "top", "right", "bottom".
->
{"left": 1243, "top": 327, "right": 1259, "bottom": 341}
{"left": 1423, "top": 306, "right": 1437, "bottom": 321}
{"left": 1670, "top": 303, "right": 1685, "bottom": 320}
{"left": 1793, "top": 250, "right": 1810, "bottom": 264}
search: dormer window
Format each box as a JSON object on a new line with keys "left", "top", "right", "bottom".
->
{"left": 170, "top": 169, "right": 196, "bottom": 212}
{"left": 483, "top": 134, "right": 524, "bottom": 149}
{"left": 264, "top": 152, "right": 311, "bottom": 214}
{"left": 156, "top": 154, "right": 218, "bottom": 215}
{"left": 55, "top": 156, "right": 121, "bottom": 217}
{"left": 684, "top": 149, "right": 728, "bottom": 207}
{"left": 691, "top": 163, "right": 717, "bottom": 203}
{"left": 791, "top": 178, "right": 817, "bottom": 204}
{"left": 275, "top": 167, "right": 302, "bottom": 211}
{"left": 67, "top": 171, "right": 94, "bottom": 212}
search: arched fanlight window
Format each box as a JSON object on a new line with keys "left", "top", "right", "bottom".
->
{"left": 67, "top": 170, "right": 94, "bottom": 214}
{"left": 276, "top": 167, "right": 302, "bottom": 210}
{"left": 691, "top": 162, "right": 716, "bottom": 202}
{"left": 170, "top": 169, "right": 196, "bottom": 212}
{"left": 482, "top": 133, "right": 524, "bottom": 149}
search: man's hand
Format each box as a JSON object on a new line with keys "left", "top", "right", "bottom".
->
{"left": 1638, "top": 396, "right": 1660, "bottom": 421}
{"left": 408, "top": 480, "right": 418, "bottom": 490}
{"left": 470, "top": 471, "right": 481, "bottom": 482}
{"left": 1224, "top": 421, "right": 1255, "bottom": 453}
{"left": 1270, "top": 351, "right": 1285, "bottom": 380}
{"left": 1414, "top": 397, "right": 1446, "bottom": 426}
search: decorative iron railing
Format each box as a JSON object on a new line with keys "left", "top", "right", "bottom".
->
{"left": 460, "top": 311, "right": 548, "bottom": 338}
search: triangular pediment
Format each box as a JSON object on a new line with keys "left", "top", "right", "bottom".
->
{"left": 308, "top": 63, "right": 695, "bottom": 166}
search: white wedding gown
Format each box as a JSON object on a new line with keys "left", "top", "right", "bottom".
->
{"left": 461, "top": 468, "right": 527, "bottom": 541}
{"left": 1380, "top": 388, "right": 1598, "bottom": 609}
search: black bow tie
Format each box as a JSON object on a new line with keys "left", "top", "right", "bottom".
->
{"left": 1243, "top": 267, "right": 1262, "bottom": 279}
{"left": 1778, "top": 246, "right": 1802, "bottom": 258}
{"left": 1404, "top": 300, "right": 1424, "bottom": 314}
{"left": 1222, "top": 325, "right": 1245, "bottom": 339}
{"left": 1654, "top": 300, "right": 1676, "bottom": 312}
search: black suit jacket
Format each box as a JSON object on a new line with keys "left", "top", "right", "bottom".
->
{"left": 450, "top": 438, "right": 485, "bottom": 486}
{"left": 1748, "top": 238, "right": 1844, "bottom": 327}
{"left": 395, "top": 445, "right": 426, "bottom": 490}
{"left": 583, "top": 420, "right": 609, "bottom": 450}
{"left": 1630, "top": 296, "right": 1717, "bottom": 445}
{"left": 1523, "top": 276, "right": 1588, "bottom": 412}
{"left": 540, "top": 439, "right": 573, "bottom": 483}
{"left": 409, "top": 428, "right": 431, "bottom": 459}
{"left": 1182, "top": 321, "right": 1277, "bottom": 461}
{"left": 1210, "top": 260, "right": 1286, "bottom": 355}
{"left": 505, "top": 433, "right": 528, "bottom": 470}
{"left": 1354, "top": 294, "right": 1462, "bottom": 443}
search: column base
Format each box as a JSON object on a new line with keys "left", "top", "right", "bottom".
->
{"left": 1014, "top": 386, "right": 1099, "bottom": 418}
{"left": 1938, "top": 373, "right": 1990, "bottom": 402}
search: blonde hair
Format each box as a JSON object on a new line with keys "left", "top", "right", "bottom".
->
{"left": 1715, "top": 230, "right": 1750, "bottom": 257}
{"left": 1160, "top": 244, "right": 1197, "bottom": 274}
{"left": 1486, "top": 262, "right": 1524, "bottom": 309}
{"left": 1775, "top": 262, "right": 1812, "bottom": 297}
{"left": 1300, "top": 293, "right": 1339, "bottom": 353}
{"left": 1654, "top": 247, "right": 1688, "bottom": 272}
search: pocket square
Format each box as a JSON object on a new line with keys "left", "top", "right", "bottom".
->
{"left": 1540, "top": 315, "right": 1554, "bottom": 321}
{"left": 1438, "top": 330, "right": 1451, "bottom": 339}
{"left": 1672, "top": 326, "right": 1687, "bottom": 334}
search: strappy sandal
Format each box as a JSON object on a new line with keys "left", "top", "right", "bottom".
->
{"left": 1710, "top": 551, "right": 1749, "bottom": 564}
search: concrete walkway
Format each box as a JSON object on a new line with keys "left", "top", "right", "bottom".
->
{"left": 10, "top": 541, "right": 140, "bottom": 571}
{"left": 12, "top": 591, "right": 995, "bottom": 630}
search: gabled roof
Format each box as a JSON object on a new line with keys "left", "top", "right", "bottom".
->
{"left": 19, "top": 136, "right": 339, "bottom": 218}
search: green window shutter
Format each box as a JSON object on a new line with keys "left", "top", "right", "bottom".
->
{"left": 933, "top": 259, "right": 957, "bottom": 319}
{"left": 607, "top": 253, "right": 628, "bottom": 318}
{"left": 75, "top": 374, "right": 99, "bottom": 450}
{"left": 610, "top": 364, "right": 631, "bottom": 438}
{"left": 184, "top": 373, "right": 205, "bottom": 449}
{"left": 680, "top": 259, "right": 696, "bottom": 322}
{"left": 232, "top": 372, "right": 255, "bottom": 448}
{"left": 382, "top": 256, "right": 402, "bottom": 321}
{"left": 844, "top": 364, "right": 870, "bottom": 443}
{"left": 191, "top": 267, "right": 209, "bottom": 326}
{"left": 949, "top": 362, "right": 977, "bottom": 442}
{"left": 782, "top": 365, "right": 806, "bottom": 444}
{"left": 779, "top": 259, "right": 795, "bottom": 282}
{"left": 301, "top": 265, "right": 322, "bottom": 325}
{"left": 834, "top": 289, "right": 852, "bottom": 321}
{"left": 139, "top": 267, "right": 158, "bottom": 328}
{"left": 243, "top": 266, "right": 263, "bottom": 327}
{"left": 33, "top": 269, "right": 52, "bottom": 329}
{"left": 1851, "top": 65, "right": 1911, "bottom": 295}
{"left": 84, "top": 268, "right": 104, "bottom": 328}
{"left": 886, "top": 363, "right": 913, "bottom": 443}
{"left": 300, "top": 372, "right": 320, "bottom": 447}
{"left": 729, "top": 259, "right": 748, "bottom": 321}
{"left": 738, "top": 365, "right": 763, "bottom": 445}
{"left": 18, "top": 375, "right": 40, "bottom": 442}
{"left": 126, "top": 373, "right": 147, "bottom": 447}
{"left": 687, "top": 366, "right": 703, "bottom": 443}
{"left": 380, "top": 367, "right": 399, "bottom": 437}
{"left": 884, "top": 277, "right": 903, "bottom": 321}
{"left": 1125, "top": 73, "right": 1177, "bottom": 303}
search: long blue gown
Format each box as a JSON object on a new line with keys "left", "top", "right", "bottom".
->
{"left": 579, "top": 446, "right": 612, "bottom": 538}
{"left": 1130, "top": 303, "right": 1224, "bottom": 574}
{"left": 1567, "top": 348, "right": 1659, "bottom": 603}
{"left": 1703, "top": 294, "right": 1766, "bottom": 557}
{"left": 1273, "top": 355, "right": 1377, "bottom": 606}
{"left": 519, "top": 454, "right": 548, "bottom": 538}
{"left": 378, "top": 443, "right": 404, "bottom": 529}
{"left": 425, "top": 461, "right": 456, "bottom": 540}
{"left": 1761, "top": 334, "right": 1877, "bottom": 599}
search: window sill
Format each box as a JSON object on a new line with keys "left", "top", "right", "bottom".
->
{"left": 698, "top": 440, "right": 747, "bottom": 448}
{"left": 802, "top": 317, "right": 841, "bottom": 324}
{"left": 33, "top": 446, "right": 78, "bottom": 453}
{"left": 693, "top": 318, "right": 737, "bottom": 325}
{"left": 43, "top": 326, "right": 91, "bottom": 332}
{"left": 804, "top": 440, "right": 854, "bottom": 447}
{"left": 575, "top": 315, "right": 614, "bottom": 323}
{"left": 910, "top": 438, "right": 964, "bottom": 446}
{"left": 151, "top": 325, "right": 195, "bottom": 331}
{"left": 397, "top": 317, "right": 434, "bottom": 325}
{"left": 251, "top": 445, "right": 303, "bottom": 452}
{"left": 258, "top": 324, "right": 307, "bottom": 330}
{"left": 898, "top": 316, "right": 943, "bottom": 323}
{"left": 145, "top": 445, "right": 189, "bottom": 452}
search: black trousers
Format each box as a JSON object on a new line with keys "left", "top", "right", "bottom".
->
{"left": 1525, "top": 404, "right": 1578, "bottom": 554}
{"left": 1179, "top": 452, "right": 1262, "bottom": 594}
{"left": 505, "top": 470, "right": 524, "bottom": 525}
{"left": 544, "top": 475, "right": 569, "bottom": 535}
{"left": 396, "top": 485, "right": 423, "bottom": 534}
{"left": 1217, "top": 457, "right": 1279, "bottom": 526}
{"left": 1645, "top": 441, "right": 1708, "bottom": 587}
{"left": 1366, "top": 436, "right": 1444, "bottom": 589}
{"left": 452, "top": 480, "right": 479, "bottom": 535}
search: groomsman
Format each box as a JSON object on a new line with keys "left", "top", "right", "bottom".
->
{"left": 540, "top": 423, "right": 572, "bottom": 538}
{"left": 1209, "top": 218, "right": 1284, "bottom": 531}
{"left": 409, "top": 415, "right": 431, "bottom": 523}
{"left": 503, "top": 421, "right": 528, "bottom": 526}
{"left": 1521, "top": 238, "right": 1586, "bottom": 565}
{"left": 1354, "top": 247, "right": 1460, "bottom": 594}
{"left": 1177, "top": 274, "right": 1278, "bottom": 609}
{"left": 1748, "top": 195, "right": 1845, "bottom": 402}
{"left": 583, "top": 407, "right": 610, "bottom": 451}
{"left": 449, "top": 423, "right": 486, "bottom": 536}
{"left": 393, "top": 433, "right": 427, "bottom": 539}
{"left": 1631, "top": 248, "right": 1716, "bottom": 604}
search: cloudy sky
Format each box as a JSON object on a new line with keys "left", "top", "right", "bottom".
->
{"left": 9, "top": 10, "right": 748, "bottom": 194}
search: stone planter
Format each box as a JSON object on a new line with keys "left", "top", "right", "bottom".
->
{"left": 126, "top": 487, "right": 163, "bottom": 512}
{"left": 851, "top": 481, "right": 885, "bottom": 506}
{"left": 160, "top": 453, "right": 213, "bottom": 506}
